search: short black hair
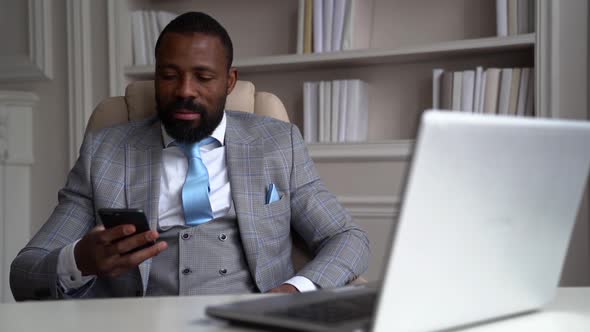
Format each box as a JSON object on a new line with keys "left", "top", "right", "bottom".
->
{"left": 155, "top": 12, "right": 233, "bottom": 69}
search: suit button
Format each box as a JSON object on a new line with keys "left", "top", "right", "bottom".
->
{"left": 182, "top": 268, "right": 192, "bottom": 275}
{"left": 219, "top": 268, "right": 227, "bottom": 275}
{"left": 181, "top": 233, "right": 191, "bottom": 240}
{"left": 218, "top": 233, "right": 227, "bottom": 241}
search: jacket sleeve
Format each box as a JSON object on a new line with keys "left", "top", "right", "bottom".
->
{"left": 288, "top": 125, "right": 370, "bottom": 288}
{"left": 10, "top": 131, "right": 97, "bottom": 301}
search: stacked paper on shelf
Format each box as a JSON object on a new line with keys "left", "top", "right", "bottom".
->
{"left": 298, "top": 0, "right": 373, "bottom": 54}
{"left": 303, "top": 79, "right": 368, "bottom": 143}
{"left": 131, "top": 10, "right": 177, "bottom": 65}
{"left": 432, "top": 67, "right": 534, "bottom": 117}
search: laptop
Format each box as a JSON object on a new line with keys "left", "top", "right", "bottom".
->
{"left": 206, "top": 110, "right": 590, "bottom": 332}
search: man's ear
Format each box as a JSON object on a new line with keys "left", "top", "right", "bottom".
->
{"left": 226, "top": 67, "right": 238, "bottom": 95}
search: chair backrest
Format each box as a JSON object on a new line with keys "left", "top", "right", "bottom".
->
{"left": 85, "top": 80, "right": 314, "bottom": 271}
{"left": 86, "top": 80, "right": 289, "bottom": 134}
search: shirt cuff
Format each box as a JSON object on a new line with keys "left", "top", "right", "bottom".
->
{"left": 57, "top": 240, "right": 96, "bottom": 291}
{"left": 284, "top": 276, "right": 318, "bottom": 293}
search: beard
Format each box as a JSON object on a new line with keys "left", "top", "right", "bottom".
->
{"left": 156, "top": 95, "right": 225, "bottom": 144}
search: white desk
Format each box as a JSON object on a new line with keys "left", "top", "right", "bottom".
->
{"left": 0, "top": 288, "right": 588, "bottom": 331}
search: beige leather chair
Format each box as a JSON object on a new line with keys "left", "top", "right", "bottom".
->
{"left": 86, "top": 80, "right": 317, "bottom": 272}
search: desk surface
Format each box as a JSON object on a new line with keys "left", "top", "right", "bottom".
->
{"left": 1, "top": 287, "right": 589, "bottom": 332}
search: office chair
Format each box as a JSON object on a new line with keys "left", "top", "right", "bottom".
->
{"left": 86, "top": 80, "right": 318, "bottom": 272}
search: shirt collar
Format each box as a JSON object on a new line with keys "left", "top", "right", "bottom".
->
{"left": 161, "top": 111, "right": 227, "bottom": 148}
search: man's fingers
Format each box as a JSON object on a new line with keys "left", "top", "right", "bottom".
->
{"left": 114, "top": 241, "right": 168, "bottom": 270}
{"left": 106, "top": 230, "right": 159, "bottom": 256}
{"left": 96, "top": 224, "right": 136, "bottom": 245}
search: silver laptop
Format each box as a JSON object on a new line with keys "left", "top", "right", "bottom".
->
{"left": 206, "top": 110, "right": 590, "bottom": 332}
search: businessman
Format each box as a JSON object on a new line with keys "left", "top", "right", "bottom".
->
{"left": 10, "top": 12, "right": 369, "bottom": 300}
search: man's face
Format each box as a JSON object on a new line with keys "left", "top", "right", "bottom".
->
{"left": 155, "top": 32, "right": 237, "bottom": 143}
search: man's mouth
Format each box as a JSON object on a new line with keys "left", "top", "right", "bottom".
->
{"left": 173, "top": 110, "right": 201, "bottom": 121}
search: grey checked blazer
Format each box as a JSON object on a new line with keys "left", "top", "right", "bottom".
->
{"left": 10, "top": 111, "right": 370, "bottom": 300}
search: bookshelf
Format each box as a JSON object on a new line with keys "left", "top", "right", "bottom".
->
{"left": 106, "top": 0, "right": 588, "bottom": 282}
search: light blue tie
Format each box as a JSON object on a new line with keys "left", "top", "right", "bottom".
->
{"left": 180, "top": 137, "right": 216, "bottom": 225}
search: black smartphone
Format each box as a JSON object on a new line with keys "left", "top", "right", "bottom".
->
{"left": 98, "top": 208, "right": 154, "bottom": 254}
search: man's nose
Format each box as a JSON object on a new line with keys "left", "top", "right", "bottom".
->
{"left": 176, "top": 76, "right": 198, "bottom": 99}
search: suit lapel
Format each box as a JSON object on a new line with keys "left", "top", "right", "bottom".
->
{"left": 225, "top": 114, "right": 265, "bottom": 282}
{"left": 124, "top": 118, "right": 163, "bottom": 293}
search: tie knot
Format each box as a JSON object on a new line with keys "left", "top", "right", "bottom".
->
{"left": 180, "top": 137, "right": 216, "bottom": 159}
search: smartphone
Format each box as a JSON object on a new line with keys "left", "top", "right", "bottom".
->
{"left": 98, "top": 208, "right": 154, "bottom": 254}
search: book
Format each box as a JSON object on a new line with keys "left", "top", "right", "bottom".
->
{"left": 483, "top": 68, "right": 501, "bottom": 114}
{"left": 331, "top": 80, "right": 341, "bottom": 142}
{"left": 318, "top": 81, "right": 326, "bottom": 141}
{"left": 525, "top": 70, "right": 535, "bottom": 116}
{"left": 432, "top": 68, "right": 444, "bottom": 109}
{"left": 516, "top": 68, "right": 530, "bottom": 116}
{"left": 529, "top": 0, "right": 536, "bottom": 32}
{"left": 461, "top": 70, "right": 475, "bottom": 112}
{"left": 297, "top": 0, "right": 305, "bottom": 54}
{"left": 478, "top": 71, "right": 487, "bottom": 113}
{"left": 452, "top": 71, "right": 462, "bottom": 111}
{"left": 323, "top": 0, "right": 334, "bottom": 52}
{"left": 303, "top": 81, "right": 319, "bottom": 143}
{"left": 497, "top": 68, "right": 513, "bottom": 115}
{"left": 345, "top": 80, "right": 368, "bottom": 142}
{"left": 473, "top": 66, "right": 484, "bottom": 113}
{"left": 338, "top": 80, "right": 349, "bottom": 142}
{"left": 142, "top": 11, "right": 155, "bottom": 65}
{"left": 508, "top": 0, "right": 518, "bottom": 35}
{"left": 304, "top": 0, "right": 313, "bottom": 53}
{"left": 517, "top": 0, "right": 530, "bottom": 34}
{"left": 342, "top": 0, "right": 374, "bottom": 50}
{"left": 149, "top": 11, "right": 160, "bottom": 63}
{"left": 332, "top": 0, "right": 347, "bottom": 51}
{"left": 313, "top": 0, "right": 323, "bottom": 52}
{"left": 440, "top": 71, "right": 453, "bottom": 110}
{"left": 322, "top": 81, "right": 332, "bottom": 141}
{"left": 131, "top": 11, "right": 147, "bottom": 65}
{"left": 508, "top": 68, "right": 521, "bottom": 115}
{"left": 496, "top": 0, "right": 508, "bottom": 36}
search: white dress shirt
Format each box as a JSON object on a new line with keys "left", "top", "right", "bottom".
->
{"left": 57, "top": 112, "right": 317, "bottom": 293}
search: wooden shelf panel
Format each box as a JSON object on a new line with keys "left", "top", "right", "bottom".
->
{"left": 308, "top": 140, "right": 414, "bottom": 162}
{"left": 125, "top": 34, "right": 535, "bottom": 78}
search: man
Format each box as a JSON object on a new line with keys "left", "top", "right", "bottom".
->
{"left": 10, "top": 12, "right": 369, "bottom": 300}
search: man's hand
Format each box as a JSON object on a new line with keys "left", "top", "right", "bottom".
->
{"left": 74, "top": 224, "right": 167, "bottom": 278}
{"left": 268, "top": 284, "right": 300, "bottom": 294}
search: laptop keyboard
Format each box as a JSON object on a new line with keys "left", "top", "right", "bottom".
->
{"left": 268, "top": 293, "right": 377, "bottom": 325}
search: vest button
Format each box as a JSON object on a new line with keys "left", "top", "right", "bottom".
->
{"left": 182, "top": 268, "right": 192, "bottom": 275}
{"left": 219, "top": 268, "right": 227, "bottom": 275}
{"left": 181, "top": 233, "right": 191, "bottom": 240}
{"left": 218, "top": 233, "right": 227, "bottom": 241}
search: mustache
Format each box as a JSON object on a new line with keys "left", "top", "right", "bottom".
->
{"left": 169, "top": 98, "right": 206, "bottom": 114}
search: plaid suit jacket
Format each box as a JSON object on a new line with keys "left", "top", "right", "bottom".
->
{"left": 10, "top": 111, "right": 370, "bottom": 300}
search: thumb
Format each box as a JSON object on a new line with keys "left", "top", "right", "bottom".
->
{"left": 90, "top": 224, "right": 105, "bottom": 233}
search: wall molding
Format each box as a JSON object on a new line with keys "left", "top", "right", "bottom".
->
{"left": 0, "top": 91, "right": 37, "bottom": 303}
{"left": 338, "top": 195, "right": 400, "bottom": 221}
{"left": 66, "top": 0, "right": 93, "bottom": 167}
{"left": 0, "top": 0, "right": 53, "bottom": 82}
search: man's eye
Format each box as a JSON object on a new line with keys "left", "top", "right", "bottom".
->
{"left": 159, "top": 73, "right": 177, "bottom": 80}
{"left": 198, "top": 76, "right": 213, "bottom": 81}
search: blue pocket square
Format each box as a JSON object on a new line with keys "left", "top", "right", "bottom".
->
{"left": 265, "top": 183, "right": 281, "bottom": 205}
